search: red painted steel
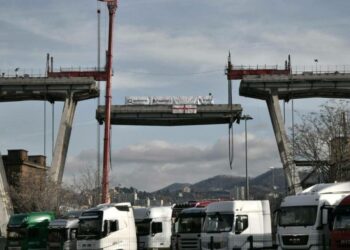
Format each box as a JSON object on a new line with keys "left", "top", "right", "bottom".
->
{"left": 226, "top": 55, "right": 291, "bottom": 80}
{"left": 227, "top": 68, "right": 290, "bottom": 80}
{"left": 48, "top": 71, "right": 108, "bottom": 81}
{"left": 102, "top": 0, "right": 117, "bottom": 204}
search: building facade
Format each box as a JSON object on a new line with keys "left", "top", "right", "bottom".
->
{"left": 1, "top": 149, "right": 47, "bottom": 186}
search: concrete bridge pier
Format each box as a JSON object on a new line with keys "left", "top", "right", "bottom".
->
{"left": 0, "top": 152, "right": 13, "bottom": 236}
{"left": 266, "top": 93, "right": 302, "bottom": 194}
{"left": 49, "top": 95, "right": 77, "bottom": 184}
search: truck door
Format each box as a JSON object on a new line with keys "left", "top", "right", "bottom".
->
{"left": 234, "top": 215, "right": 249, "bottom": 248}
{"left": 151, "top": 221, "right": 164, "bottom": 248}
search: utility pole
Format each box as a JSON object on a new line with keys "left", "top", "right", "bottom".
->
{"left": 241, "top": 114, "right": 253, "bottom": 200}
{"left": 99, "top": 0, "right": 118, "bottom": 204}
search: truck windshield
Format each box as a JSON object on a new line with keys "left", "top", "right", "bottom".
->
{"left": 333, "top": 214, "right": 350, "bottom": 230}
{"left": 48, "top": 229, "right": 67, "bottom": 242}
{"left": 279, "top": 206, "right": 317, "bottom": 227}
{"left": 203, "top": 213, "right": 234, "bottom": 233}
{"left": 77, "top": 218, "right": 101, "bottom": 240}
{"left": 178, "top": 215, "right": 203, "bottom": 233}
{"left": 8, "top": 228, "right": 26, "bottom": 239}
{"left": 136, "top": 220, "right": 151, "bottom": 236}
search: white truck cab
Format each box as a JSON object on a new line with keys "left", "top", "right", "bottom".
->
{"left": 201, "top": 200, "right": 272, "bottom": 250}
{"left": 173, "top": 207, "right": 206, "bottom": 250}
{"left": 77, "top": 202, "right": 137, "bottom": 250}
{"left": 277, "top": 182, "right": 350, "bottom": 250}
{"left": 48, "top": 218, "right": 79, "bottom": 250}
{"left": 134, "top": 206, "right": 172, "bottom": 250}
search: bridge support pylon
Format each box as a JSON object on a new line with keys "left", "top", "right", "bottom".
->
{"left": 266, "top": 93, "right": 302, "bottom": 194}
{"left": 0, "top": 152, "right": 13, "bottom": 236}
{"left": 49, "top": 95, "right": 77, "bottom": 183}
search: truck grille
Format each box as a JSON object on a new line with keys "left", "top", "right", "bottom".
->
{"left": 180, "top": 238, "right": 199, "bottom": 250}
{"left": 282, "top": 235, "right": 309, "bottom": 245}
{"left": 337, "top": 239, "right": 350, "bottom": 248}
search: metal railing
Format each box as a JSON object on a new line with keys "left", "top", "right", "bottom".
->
{"left": 2, "top": 65, "right": 350, "bottom": 79}
{"left": 0, "top": 69, "right": 46, "bottom": 78}
{"left": 0, "top": 67, "right": 107, "bottom": 78}
{"left": 232, "top": 65, "right": 287, "bottom": 70}
{"left": 292, "top": 65, "right": 350, "bottom": 75}
{"left": 57, "top": 66, "right": 106, "bottom": 72}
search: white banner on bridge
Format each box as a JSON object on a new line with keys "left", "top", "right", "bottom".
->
{"left": 172, "top": 96, "right": 199, "bottom": 105}
{"left": 125, "top": 95, "right": 214, "bottom": 105}
{"left": 151, "top": 96, "right": 173, "bottom": 105}
{"left": 125, "top": 96, "right": 150, "bottom": 105}
{"left": 198, "top": 95, "right": 214, "bottom": 105}
{"left": 172, "top": 105, "right": 197, "bottom": 114}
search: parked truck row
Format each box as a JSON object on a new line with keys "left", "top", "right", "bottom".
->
{"left": 5, "top": 182, "right": 350, "bottom": 250}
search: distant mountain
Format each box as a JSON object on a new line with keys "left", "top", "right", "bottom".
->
{"left": 154, "top": 169, "right": 287, "bottom": 196}
{"left": 156, "top": 182, "right": 191, "bottom": 193}
{"left": 251, "top": 168, "right": 286, "bottom": 191}
{"left": 191, "top": 175, "right": 245, "bottom": 192}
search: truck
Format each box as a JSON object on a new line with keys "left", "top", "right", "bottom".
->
{"left": 276, "top": 182, "right": 350, "bottom": 250}
{"left": 76, "top": 202, "right": 137, "bottom": 250}
{"left": 134, "top": 206, "right": 173, "bottom": 250}
{"left": 6, "top": 212, "right": 55, "bottom": 250}
{"left": 47, "top": 210, "right": 83, "bottom": 250}
{"left": 331, "top": 194, "right": 350, "bottom": 249}
{"left": 201, "top": 200, "right": 273, "bottom": 250}
{"left": 172, "top": 207, "right": 206, "bottom": 250}
{"left": 47, "top": 218, "right": 79, "bottom": 250}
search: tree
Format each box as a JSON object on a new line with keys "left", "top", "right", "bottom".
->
{"left": 70, "top": 166, "right": 100, "bottom": 207}
{"left": 10, "top": 175, "right": 61, "bottom": 213}
{"left": 9, "top": 166, "right": 100, "bottom": 214}
{"left": 290, "top": 100, "right": 350, "bottom": 183}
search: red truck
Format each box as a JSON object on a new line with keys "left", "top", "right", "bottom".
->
{"left": 331, "top": 195, "right": 350, "bottom": 249}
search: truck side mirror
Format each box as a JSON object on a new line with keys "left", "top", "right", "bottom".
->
{"left": 322, "top": 209, "right": 328, "bottom": 225}
{"left": 70, "top": 229, "right": 77, "bottom": 240}
{"left": 236, "top": 221, "right": 244, "bottom": 233}
{"left": 103, "top": 221, "right": 110, "bottom": 236}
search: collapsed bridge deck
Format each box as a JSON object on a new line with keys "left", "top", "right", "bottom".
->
{"left": 96, "top": 104, "right": 242, "bottom": 126}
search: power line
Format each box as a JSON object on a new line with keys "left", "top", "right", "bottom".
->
{"left": 117, "top": 68, "right": 223, "bottom": 77}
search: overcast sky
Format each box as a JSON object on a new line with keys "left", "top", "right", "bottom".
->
{"left": 1, "top": 0, "right": 350, "bottom": 191}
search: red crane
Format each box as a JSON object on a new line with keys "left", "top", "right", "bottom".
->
{"left": 46, "top": 1, "right": 118, "bottom": 204}
{"left": 99, "top": 0, "right": 118, "bottom": 204}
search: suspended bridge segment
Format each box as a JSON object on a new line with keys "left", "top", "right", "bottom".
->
{"left": 96, "top": 104, "right": 242, "bottom": 126}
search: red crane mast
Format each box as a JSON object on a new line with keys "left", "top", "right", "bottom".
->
{"left": 46, "top": 1, "right": 118, "bottom": 204}
{"left": 99, "top": 0, "right": 118, "bottom": 203}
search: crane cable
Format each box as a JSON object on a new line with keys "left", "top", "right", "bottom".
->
{"left": 228, "top": 52, "right": 234, "bottom": 169}
{"left": 229, "top": 121, "right": 234, "bottom": 169}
